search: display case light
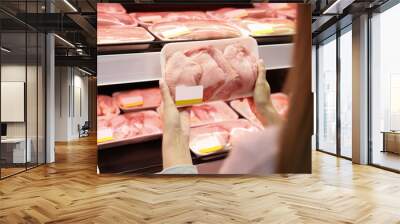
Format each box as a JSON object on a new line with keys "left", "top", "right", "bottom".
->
{"left": 63, "top": 0, "right": 78, "bottom": 12}
{"left": 323, "top": 0, "right": 355, "bottom": 15}
{"left": 1, "top": 47, "right": 11, "bottom": 53}
{"left": 54, "top": 34, "right": 75, "bottom": 48}
{"left": 78, "top": 67, "right": 93, "bottom": 76}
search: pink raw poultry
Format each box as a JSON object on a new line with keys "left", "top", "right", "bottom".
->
{"left": 223, "top": 44, "right": 257, "bottom": 95}
{"left": 113, "top": 88, "right": 161, "bottom": 110}
{"left": 97, "top": 95, "right": 120, "bottom": 117}
{"left": 165, "top": 51, "right": 202, "bottom": 98}
{"left": 109, "top": 115, "right": 140, "bottom": 139}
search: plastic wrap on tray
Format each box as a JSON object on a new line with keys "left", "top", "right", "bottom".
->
{"left": 97, "top": 110, "right": 162, "bottom": 146}
{"left": 97, "top": 95, "right": 120, "bottom": 117}
{"left": 97, "top": 3, "right": 126, "bottom": 14}
{"left": 189, "top": 101, "right": 239, "bottom": 127}
{"left": 161, "top": 37, "right": 258, "bottom": 107}
{"left": 206, "top": 7, "right": 277, "bottom": 20}
{"left": 97, "top": 25, "right": 154, "bottom": 45}
{"left": 112, "top": 88, "right": 161, "bottom": 112}
{"left": 229, "top": 93, "right": 290, "bottom": 128}
{"left": 233, "top": 18, "right": 295, "bottom": 37}
{"left": 148, "top": 19, "right": 243, "bottom": 41}
{"left": 132, "top": 11, "right": 210, "bottom": 27}
{"left": 189, "top": 119, "right": 260, "bottom": 156}
{"left": 98, "top": 13, "right": 137, "bottom": 27}
{"left": 253, "top": 3, "right": 297, "bottom": 20}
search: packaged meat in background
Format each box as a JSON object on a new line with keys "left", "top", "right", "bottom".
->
{"left": 97, "top": 3, "right": 127, "bottom": 14}
{"left": 148, "top": 19, "right": 243, "bottom": 41}
{"left": 97, "top": 95, "right": 120, "bottom": 117}
{"left": 206, "top": 7, "right": 277, "bottom": 20}
{"left": 189, "top": 119, "right": 260, "bottom": 156}
{"left": 97, "top": 110, "right": 162, "bottom": 147}
{"left": 189, "top": 101, "right": 239, "bottom": 127}
{"left": 253, "top": 3, "right": 297, "bottom": 20}
{"left": 132, "top": 11, "right": 209, "bottom": 27}
{"left": 230, "top": 93, "right": 290, "bottom": 128}
{"left": 97, "top": 25, "right": 154, "bottom": 45}
{"left": 112, "top": 88, "right": 161, "bottom": 112}
{"left": 233, "top": 18, "right": 295, "bottom": 37}
{"left": 161, "top": 37, "right": 258, "bottom": 106}
{"left": 98, "top": 13, "right": 137, "bottom": 27}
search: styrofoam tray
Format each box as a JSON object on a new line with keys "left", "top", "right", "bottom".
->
{"left": 160, "top": 36, "right": 259, "bottom": 107}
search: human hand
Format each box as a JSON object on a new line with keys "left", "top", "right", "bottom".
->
{"left": 253, "top": 59, "right": 282, "bottom": 127}
{"left": 159, "top": 80, "right": 193, "bottom": 169}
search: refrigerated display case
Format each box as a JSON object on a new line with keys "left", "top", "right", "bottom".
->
{"left": 97, "top": 2, "right": 296, "bottom": 174}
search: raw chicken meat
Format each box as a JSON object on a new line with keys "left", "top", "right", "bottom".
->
{"left": 207, "top": 7, "right": 277, "bottom": 20}
{"left": 113, "top": 88, "right": 161, "bottom": 111}
{"left": 189, "top": 101, "right": 239, "bottom": 126}
{"left": 165, "top": 51, "right": 202, "bottom": 97}
{"left": 253, "top": 3, "right": 297, "bottom": 20}
{"left": 98, "top": 110, "right": 162, "bottom": 144}
{"left": 164, "top": 43, "right": 257, "bottom": 102}
{"left": 109, "top": 115, "right": 140, "bottom": 139}
{"left": 234, "top": 18, "right": 295, "bottom": 36}
{"left": 149, "top": 20, "right": 242, "bottom": 41}
{"left": 97, "top": 26, "right": 154, "bottom": 45}
{"left": 223, "top": 44, "right": 258, "bottom": 94}
{"left": 97, "top": 95, "right": 120, "bottom": 117}
{"left": 124, "top": 110, "right": 163, "bottom": 135}
{"left": 97, "top": 3, "right": 126, "bottom": 14}
{"left": 132, "top": 11, "right": 209, "bottom": 27}
{"left": 230, "top": 93, "right": 290, "bottom": 127}
{"left": 98, "top": 13, "right": 137, "bottom": 27}
{"left": 189, "top": 119, "right": 260, "bottom": 156}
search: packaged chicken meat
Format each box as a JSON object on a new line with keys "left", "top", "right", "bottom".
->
{"left": 97, "top": 95, "right": 120, "bottom": 117}
{"left": 97, "top": 3, "right": 126, "bottom": 14}
{"left": 148, "top": 19, "right": 243, "bottom": 41}
{"left": 189, "top": 119, "right": 260, "bottom": 156}
{"left": 132, "top": 11, "right": 210, "bottom": 27}
{"left": 189, "top": 101, "right": 239, "bottom": 127}
{"left": 97, "top": 25, "right": 154, "bottom": 45}
{"left": 98, "top": 13, "right": 137, "bottom": 27}
{"left": 97, "top": 110, "right": 162, "bottom": 148}
{"left": 161, "top": 37, "right": 259, "bottom": 107}
{"left": 233, "top": 18, "right": 295, "bottom": 37}
{"left": 229, "top": 93, "right": 290, "bottom": 128}
{"left": 206, "top": 7, "right": 277, "bottom": 20}
{"left": 253, "top": 3, "right": 297, "bottom": 20}
{"left": 112, "top": 88, "right": 162, "bottom": 112}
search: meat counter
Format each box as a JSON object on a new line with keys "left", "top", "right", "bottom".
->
{"left": 97, "top": 2, "right": 295, "bottom": 174}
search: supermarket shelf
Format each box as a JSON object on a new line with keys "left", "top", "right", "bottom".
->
{"left": 98, "top": 43, "right": 293, "bottom": 86}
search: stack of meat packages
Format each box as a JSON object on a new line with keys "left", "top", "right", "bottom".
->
{"left": 97, "top": 3, "right": 154, "bottom": 45}
{"left": 207, "top": 3, "right": 296, "bottom": 36}
{"left": 97, "top": 88, "right": 162, "bottom": 146}
{"left": 97, "top": 3, "right": 297, "bottom": 46}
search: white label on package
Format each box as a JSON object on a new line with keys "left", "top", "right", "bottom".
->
{"left": 191, "top": 135, "right": 223, "bottom": 154}
{"left": 121, "top": 95, "right": 144, "bottom": 108}
{"left": 248, "top": 23, "right": 274, "bottom": 36}
{"left": 175, "top": 85, "right": 203, "bottom": 106}
{"left": 161, "top": 26, "right": 190, "bottom": 39}
{"left": 97, "top": 128, "right": 114, "bottom": 143}
{"left": 139, "top": 15, "right": 162, "bottom": 23}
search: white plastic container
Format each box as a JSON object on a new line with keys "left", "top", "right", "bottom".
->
{"left": 160, "top": 36, "right": 259, "bottom": 107}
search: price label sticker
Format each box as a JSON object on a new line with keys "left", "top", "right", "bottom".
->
{"left": 139, "top": 15, "right": 163, "bottom": 23}
{"left": 121, "top": 95, "right": 144, "bottom": 108}
{"left": 97, "top": 128, "right": 114, "bottom": 143}
{"left": 175, "top": 85, "right": 203, "bottom": 106}
{"left": 161, "top": 26, "right": 191, "bottom": 39}
{"left": 191, "top": 135, "right": 224, "bottom": 155}
{"left": 248, "top": 23, "right": 274, "bottom": 36}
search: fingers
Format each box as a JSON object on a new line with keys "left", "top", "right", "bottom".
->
{"left": 159, "top": 79, "right": 174, "bottom": 107}
{"left": 179, "top": 110, "right": 190, "bottom": 139}
{"left": 256, "top": 59, "right": 266, "bottom": 85}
